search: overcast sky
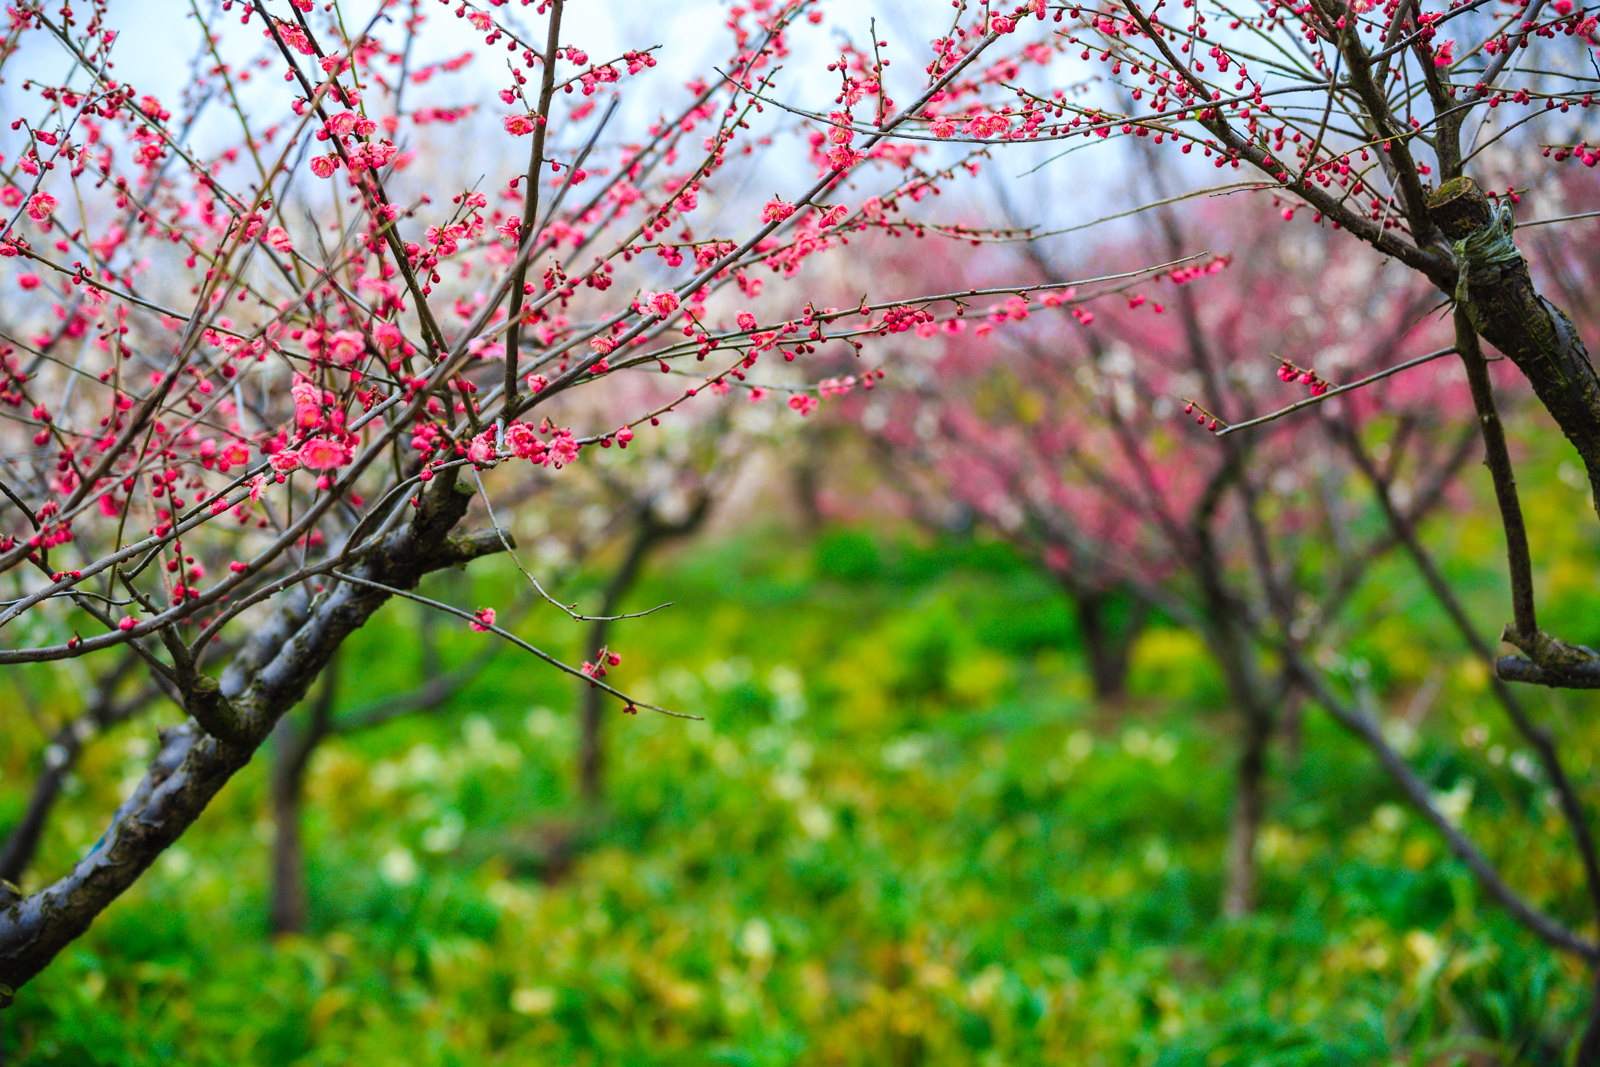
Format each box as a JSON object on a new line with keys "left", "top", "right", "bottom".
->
{"left": 1, "top": 1, "right": 1165, "bottom": 271}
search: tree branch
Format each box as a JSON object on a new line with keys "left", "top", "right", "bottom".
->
{"left": 1284, "top": 647, "right": 1600, "bottom": 964}
{"left": 0, "top": 475, "right": 506, "bottom": 998}
{"left": 1429, "top": 177, "right": 1600, "bottom": 516}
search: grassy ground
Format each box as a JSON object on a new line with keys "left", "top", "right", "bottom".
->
{"left": 0, "top": 526, "right": 1593, "bottom": 1064}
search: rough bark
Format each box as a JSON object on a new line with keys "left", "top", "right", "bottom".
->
{"left": 1427, "top": 177, "right": 1600, "bottom": 510}
{"left": 0, "top": 477, "right": 506, "bottom": 1000}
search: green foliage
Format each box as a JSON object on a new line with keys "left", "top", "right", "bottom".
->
{"left": 1, "top": 525, "right": 1594, "bottom": 1064}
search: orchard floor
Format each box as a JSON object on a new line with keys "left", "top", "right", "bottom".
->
{"left": 2, "top": 528, "right": 1591, "bottom": 1065}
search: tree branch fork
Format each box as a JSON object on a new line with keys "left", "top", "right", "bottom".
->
{"left": 0, "top": 476, "right": 509, "bottom": 999}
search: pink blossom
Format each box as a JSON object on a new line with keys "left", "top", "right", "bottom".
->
{"left": 470, "top": 607, "right": 497, "bottom": 632}
{"left": 546, "top": 429, "right": 579, "bottom": 467}
{"left": 788, "top": 395, "right": 819, "bottom": 416}
{"left": 298, "top": 437, "right": 352, "bottom": 471}
{"left": 826, "top": 146, "right": 864, "bottom": 170}
{"left": 276, "top": 22, "right": 315, "bottom": 54}
{"left": 17, "top": 273, "right": 40, "bottom": 290}
{"left": 25, "top": 193, "right": 56, "bottom": 223}
{"left": 761, "top": 198, "right": 796, "bottom": 223}
{"left": 467, "top": 432, "right": 496, "bottom": 465}
{"left": 322, "top": 329, "right": 363, "bottom": 366}
{"left": 373, "top": 322, "right": 403, "bottom": 349}
{"left": 363, "top": 140, "right": 397, "bottom": 168}
{"left": 220, "top": 441, "right": 250, "bottom": 471}
{"left": 326, "top": 330, "right": 365, "bottom": 366}
{"left": 827, "top": 112, "right": 854, "bottom": 146}
{"left": 504, "top": 114, "right": 536, "bottom": 136}
{"left": 506, "top": 422, "right": 547, "bottom": 462}
{"left": 639, "top": 290, "right": 679, "bottom": 318}
{"left": 292, "top": 375, "right": 324, "bottom": 430}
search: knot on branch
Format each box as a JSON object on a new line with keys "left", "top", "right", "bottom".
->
{"left": 1427, "top": 177, "right": 1522, "bottom": 306}
{"left": 1427, "top": 176, "right": 1600, "bottom": 512}
{"left": 182, "top": 672, "right": 251, "bottom": 748}
{"left": 1452, "top": 205, "right": 1518, "bottom": 307}
{"left": 412, "top": 528, "right": 513, "bottom": 574}
{"left": 159, "top": 623, "right": 252, "bottom": 747}
{"left": 1498, "top": 625, "right": 1600, "bottom": 688}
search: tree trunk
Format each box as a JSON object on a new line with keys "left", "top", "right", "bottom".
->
{"left": 579, "top": 494, "right": 710, "bottom": 804}
{"left": 1579, "top": 973, "right": 1600, "bottom": 1066}
{"left": 0, "top": 760, "right": 72, "bottom": 889}
{"left": 1279, "top": 691, "right": 1305, "bottom": 771}
{"left": 268, "top": 728, "right": 308, "bottom": 937}
{"left": 1074, "top": 590, "right": 1145, "bottom": 702}
{"left": 0, "top": 473, "right": 504, "bottom": 998}
{"left": 0, "top": 659, "right": 150, "bottom": 885}
{"left": 268, "top": 656, "right": 338, "bottom": 937}
{"left": 791, "top": 450, "right": 826, "bottom": 535}
{"left": 576, "top": 660, "right": 607, "bottom": 805}
{"left": 1188, "top": 464, "right": 1275, "bottom": 920}
{"left": 1223, "top": 709, "right": 1272, "bottom": 918}
{"left": 577, "top": 538, "right": 646, "bottom": 805}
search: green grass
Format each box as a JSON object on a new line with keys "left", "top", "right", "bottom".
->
{"left": 0, "top": 525, "right": 1594, "bottom": 1065}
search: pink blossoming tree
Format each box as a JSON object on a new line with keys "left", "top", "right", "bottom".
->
{"left": 0, "top": 0, "right": 1107, "bottom": 997}
{"left": 830, "top": 190, "right": 1498, "bottom": 916}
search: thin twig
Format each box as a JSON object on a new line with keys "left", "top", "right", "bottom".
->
{"left": 326, "top": 569, "right": 695, "bottom": 719}
{"left": 1216, "top": 346, "right": 1458, "bottom": 436}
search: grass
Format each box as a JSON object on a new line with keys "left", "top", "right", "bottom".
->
{"left": 0, "top": 524, "right": 1593, "bottom": 1064}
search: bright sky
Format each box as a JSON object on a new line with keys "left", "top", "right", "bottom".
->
{"left": 1, "top": 1, "right": 1161, "bottom": 272}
